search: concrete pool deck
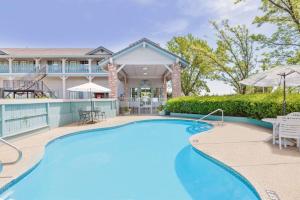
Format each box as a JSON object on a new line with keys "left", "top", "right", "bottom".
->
{"left": 0, "top": 116, "right": 300, "bottom": 199}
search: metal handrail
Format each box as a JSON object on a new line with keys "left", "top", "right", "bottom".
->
{"left": 0, "top": 138, "right": 22, "bottom": 165}
{"left": 197, "top": 109, "right": 224, "bottom": 124}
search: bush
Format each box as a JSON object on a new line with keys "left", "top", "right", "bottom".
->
{"left": 165, "top": 93, "right": 300, "bottom": 119}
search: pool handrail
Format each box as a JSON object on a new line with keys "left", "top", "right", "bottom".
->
{"left": 197, "top": 109, "right": 224, "bottom": 125}
{"left": 0, "top": 138, "right": 22, "bottom": 166}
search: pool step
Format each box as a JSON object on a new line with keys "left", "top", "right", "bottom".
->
{"left": 0, "top": 191, "right": 14, "bottom": 200}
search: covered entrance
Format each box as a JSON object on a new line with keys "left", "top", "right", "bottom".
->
{"left": 100, "top": 38, "right": 188, "bottom": 114}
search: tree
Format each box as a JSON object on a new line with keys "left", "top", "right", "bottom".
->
{"left": 237, "top": 0, "right": 300, "bottom": 65}
{"left": 195, "top": 21, "right": 256, "bottom": 94}
{"left": 167, "top": 34, "right": 214, "bottom": 96}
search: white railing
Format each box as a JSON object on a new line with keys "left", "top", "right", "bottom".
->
{"left": 197, "top": 109, "right": 224, "bottom": 125}
{"left": 119, "top": 98, "right": 166, "bottom": 114}
{"left": 0, "top": 138, "right": 22, "bottom": 165}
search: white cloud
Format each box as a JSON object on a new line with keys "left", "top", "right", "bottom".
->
{"left": 156, "top": 19, "right": 189, "bottom": 34}
{"left": 176, "top": 0, "right": 260, "bottom": 26}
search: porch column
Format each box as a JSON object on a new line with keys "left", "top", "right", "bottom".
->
{"left": 8, "top": 58, "right": 13, "bottom": 74}
{"left": 35, "top": 58, "right": 40, "bottom": 70}
{"left": 108, "top": 63, "right": 118, "bottom": 98}
{"left": 62, "top": 59, "right": 66, "bottom": 74}
{"left": 124, "top": 76, "right": 129, "bottom": 100}
{"left": 88, "top": 59, "right": 92, "bottom": 74}
{"left": 171, "top": 63, "right": 182, "bottom": 98}
{"left": 61, "top": 76, "right": 68, "bottom": 99}
{"left": 162, "top": 76, "right": 167, "bottom": 100}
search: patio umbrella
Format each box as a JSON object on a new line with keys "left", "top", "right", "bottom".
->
{"left": 67, "top": 82, "right": 111, "bottom": 122}
{"left": 240, "top": 65, "right": 300, "bottom": 115}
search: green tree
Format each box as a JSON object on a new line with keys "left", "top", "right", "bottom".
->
{"left": 167, "top": 34, "right": 213, "bottom": 96}
{"left": 195, "top": 21, "right": 256, "bottom": 94}
{"left": 237, "top": 0, "right": 300, "bottom": 65}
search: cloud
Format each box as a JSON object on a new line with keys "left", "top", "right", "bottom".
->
{"left": 176, "top": 0, "right": 259, "bottom": 26}
{"left": 156, "top": 19, "right": 189, "bottom": 34}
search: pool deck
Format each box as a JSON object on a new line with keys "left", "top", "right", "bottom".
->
{"left": 1, "top": 115, "right": 300, "bottom": 199}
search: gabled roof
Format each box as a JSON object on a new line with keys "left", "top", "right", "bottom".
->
{"left": 0, "top": 50, "right": 7, "bottom": 55}
{"left": 99, "top": 38, "right": 189, "bottom": 67}
{"left": 86, "top": 46, "right": 113, "bottom": 55}
{"left": 0, "top": 47, "right": 113, "bottom": 57}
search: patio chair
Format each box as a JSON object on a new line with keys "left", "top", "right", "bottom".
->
{"left": 78, "top": 110, "right": 90, "bottom": 124}
{"left": 94, "top": 107, "right": 106, "bottom": 120}
{"left": 278, "top": 118, "right": 300, "bottom": 150}
{"left": 273, "top": 113, "right": 300, "bottom": 144}
{"left": 287, "top": 112, "right": 300, "bottom": 118}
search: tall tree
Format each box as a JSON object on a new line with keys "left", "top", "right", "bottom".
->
{"left": 237, "top": 0, "right": 300, "bottom": 65}
{"left": 167, "top": 34, "right": 213, "bottom": 96}
{"left": 195, "top": 21, "right": 256, "bottom": 94}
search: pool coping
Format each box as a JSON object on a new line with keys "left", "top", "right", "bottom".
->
{"left": 0, "top": 116, "right": 267, "bottom": 199}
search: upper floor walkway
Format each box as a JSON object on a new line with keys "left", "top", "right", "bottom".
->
{"left": 0, "top": 63, "right": 108, "bottom": 76}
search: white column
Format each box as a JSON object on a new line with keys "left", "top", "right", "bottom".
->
{"left": 88, "top": 76, "right": 94, "bottom": 83}
{"left": 8, "top": 58, "right": 13, "bottom": 74}
{"left": 61, "top": 76, "right": 68, "bottom": 99}
{"left": 35, "top": 58, "right": 40, "bottom": 70}
{"left": 62, "top": 59, "right": 66, "bottom": 74}
{"left": 88, "top": 59, "right": 92, "bottom": 74}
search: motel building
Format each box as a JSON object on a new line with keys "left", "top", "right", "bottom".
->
{"left": 0, "top": 38, "right": 187, "bottom": 114}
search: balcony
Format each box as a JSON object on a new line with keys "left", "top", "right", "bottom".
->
{"left": 12, "top": 64, "right": 36, "bottom": 73}
{"left": 0, "top": 64, "right": 108, "bottom": 75}
{"left": 65, "top": 64, "right": 89, "bottom": 73}
{"left": 47, "top": 65, "right": 62, "bottom": 73}
{"left": 0, "top": 64, "right": 9, "bottom": 73}
{"left": 91, "top": 65, "right": 106, "bottom": 73}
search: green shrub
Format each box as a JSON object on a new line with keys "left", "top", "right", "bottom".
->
{"left": 165, "top": 93, "right": 300, "bottom": 119}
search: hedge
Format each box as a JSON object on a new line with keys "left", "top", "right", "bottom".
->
{"left": 165, "top": 93, "right": 300, "bottom": 119}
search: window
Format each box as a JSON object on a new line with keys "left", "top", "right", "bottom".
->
{"left": 80, "top": 60, "right": 88, "bottom": 65}
{"left": 47, "top": 61, "right": 59, "bottom": 66}
{"left": 130, "top": 88, "right": 139, "bottom": 100}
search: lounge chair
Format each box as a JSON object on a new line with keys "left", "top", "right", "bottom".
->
{"left": 278, "top": 118, "right": 300, "bottom": 150}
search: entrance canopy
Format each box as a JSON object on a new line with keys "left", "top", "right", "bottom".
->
{"left": 100, "top": 38, "right": 188, "bottom": 99}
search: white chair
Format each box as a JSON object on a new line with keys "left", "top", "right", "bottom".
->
{"left": 278, "top": 118, "right": 300, "bottom": 150}
{"left": 273, "top": 113, "right": 300, "bottom": 145}
{"left": 273, "top": 116, "right": 284, "bottom": 144}
{"left": 287, "top": 112, "right": 300, "bottom": 118}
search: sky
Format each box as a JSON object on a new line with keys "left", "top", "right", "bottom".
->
{"left": 0, "top": 0, "right": 265, "bottom": 95}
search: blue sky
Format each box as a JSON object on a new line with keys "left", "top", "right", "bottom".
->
{"left": 0, "top": 0, "right": 264, "bottom": 95}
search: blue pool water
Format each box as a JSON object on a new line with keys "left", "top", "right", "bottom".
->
{"left": 1, "top": 120, "right": 260, "bottom": 200}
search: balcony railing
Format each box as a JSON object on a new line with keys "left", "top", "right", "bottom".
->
{"left": 66, "top": 64, "right": 89, "bottom": 73}
{"left": 12, "top": 64, "right": 36, "bottom": 73}
{"left": 0, "top": 64, "right": 9, "bottom": 73}
{"left": 0, "top": 64, "right": 108, "bottom": 74}
{"left": 47, "top": 64, "right": 62, "bottom": 73}
{"left": 91, "top": 65, "right": 106, "bottom": 73}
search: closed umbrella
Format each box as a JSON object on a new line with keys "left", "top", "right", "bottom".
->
{"left": 67, "top": 82, "right": 111, "bottom": 122}
{"left": 240, "top": 65, "right": 300, "bottom": 114}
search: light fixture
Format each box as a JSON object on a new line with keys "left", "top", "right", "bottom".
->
{"left": 143, "top": 72, "right": 147, "bottom": 75}
{"left": 143, "top": 67, "right": 148, "bottom": 70}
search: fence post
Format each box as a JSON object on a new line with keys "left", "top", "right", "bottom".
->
{"left": 46, "top": 102, "right": 50, "bottom": 128}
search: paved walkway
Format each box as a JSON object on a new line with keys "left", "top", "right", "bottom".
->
{"left": 1, "top": 116, "right": 300, "bottom": 199}
{"left": 191, "top": 122, "right": 300, "bottom": 200}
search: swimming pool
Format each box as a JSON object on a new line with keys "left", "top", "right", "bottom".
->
{"left": 0, "top": 119, "right": 260, "bottom": 200}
